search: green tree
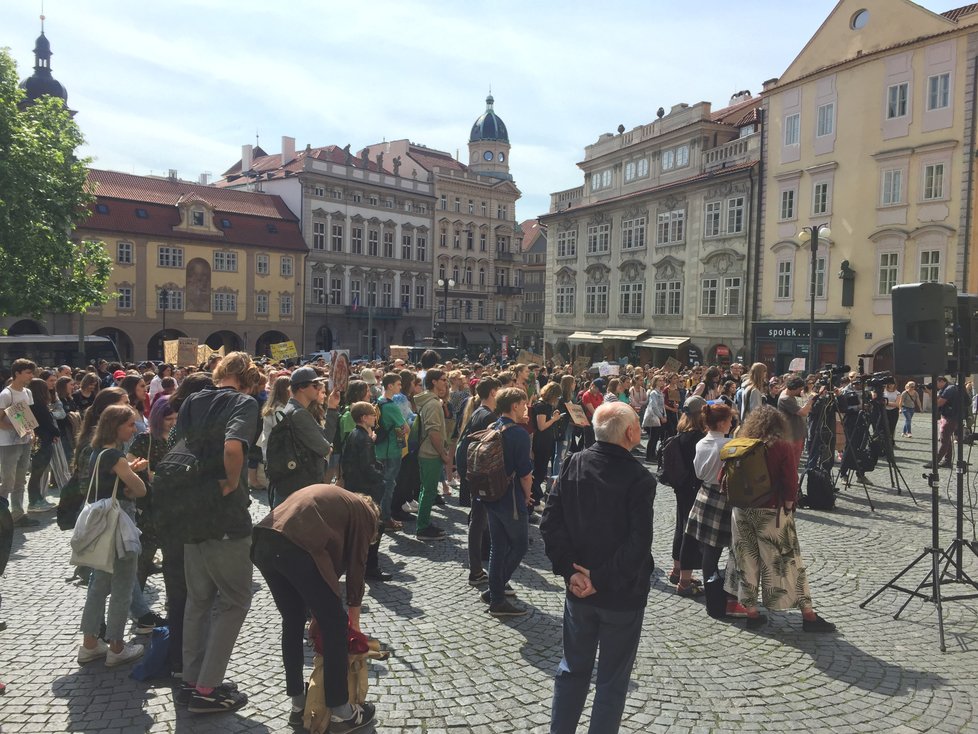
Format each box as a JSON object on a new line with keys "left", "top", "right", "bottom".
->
{"left": 0, "top": 48, "right": 110, "bottom": 318}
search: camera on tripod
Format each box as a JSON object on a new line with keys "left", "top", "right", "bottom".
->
{"left": 816, "top": 363, "right": 849, "bottom": 387}
{"left": 863, "top": 371, "right": 893, "bottom": 390}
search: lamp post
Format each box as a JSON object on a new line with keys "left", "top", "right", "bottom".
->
{"left": 159, "top": 287, "right": 170, "bottom": 360}
{"left": 437, "top": 277, "right": 455, "bottom": 346}
{"left": 798, "top": 224, "right": 831, "bottom": 372}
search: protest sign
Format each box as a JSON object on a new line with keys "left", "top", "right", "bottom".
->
{"left": 270, "top": 341, "right": 299, "bottom": 361}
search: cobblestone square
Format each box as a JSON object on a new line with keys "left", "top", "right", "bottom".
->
{"left": 2, "top": 425, "right": 977, "bottom": 733}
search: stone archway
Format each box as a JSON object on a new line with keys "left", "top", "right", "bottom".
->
{"left": 146, "top": 329, "right": 188, "bottom": 361}
{"left": 402, "top": 327, "right": 416, "bottom": 346}
{"left": 255, "top": 330, "right": 289, "bottom": 358}
{"left": 316, "top": 326, "right": 333, "bottom": 351}
{"left": 7, "top": 319, "right": 46, "bottom": 335}
{"left": 93, "top": 327, "right": 134, "bottom": 363}
{"left": 205, "top": 330, "right": 242, "bottom": 353}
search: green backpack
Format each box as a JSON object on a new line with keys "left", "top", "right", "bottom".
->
{"left": 719, "top": 438, "right": 775, "bottom": 508}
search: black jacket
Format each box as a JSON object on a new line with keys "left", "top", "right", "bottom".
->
{"left": 341, "top": 425, "right": 385, "bottom": 502}
{"left": 540, "top": 441, "right": 655, "bottom": 611}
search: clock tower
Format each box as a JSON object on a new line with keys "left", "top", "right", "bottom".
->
{"left": 468, "top": 94, "right": 511, "bottom": 181}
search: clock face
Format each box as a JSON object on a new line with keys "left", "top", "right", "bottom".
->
{"left": 483, "top": 151, "right": 494, "bottom": 161}
{"left": 498, "top": 152, "right": 505, "bottom": 162}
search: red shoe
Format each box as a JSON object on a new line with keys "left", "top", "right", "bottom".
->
{"left": 726, "top": 600, "right": 749, "bottom": 618}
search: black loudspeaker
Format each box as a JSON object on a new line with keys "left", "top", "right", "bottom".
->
{"left": 957, "top": 293, "right": 978, "bottom": 374}
{"left": 891, "top": 282, "right": 957, "bottom": 374}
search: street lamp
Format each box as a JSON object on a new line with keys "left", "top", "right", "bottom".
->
{"left": 437, "top": 277, "right": 455, "bottom": 346}
{"left": 798, "top": 224, "right": 831, "bottom": 372}
{"left": 159, "top": 287, "right": 170, "bottom": 360}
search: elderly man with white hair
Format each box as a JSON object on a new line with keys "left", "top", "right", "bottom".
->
{"left": 540, "top": 401, "right": 656, "bottom": 734}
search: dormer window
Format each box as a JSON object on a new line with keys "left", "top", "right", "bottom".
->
{"left": 191, "top": 209, "right": 205, "bottom": 226}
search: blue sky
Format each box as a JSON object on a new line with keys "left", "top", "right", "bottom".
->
{"left": 4, "top": 0, "right": 952, "bottom": 221}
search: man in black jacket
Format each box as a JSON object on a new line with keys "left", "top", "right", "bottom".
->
{"left": 341, "top": 401, "right": 391, "bottom": 581}
{"left": 540, "top": 401, "right": 655, "bottom": 734}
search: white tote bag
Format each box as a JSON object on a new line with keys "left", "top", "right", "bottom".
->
{"left": 70, "top": 450, "right": 121, "bottom": 574}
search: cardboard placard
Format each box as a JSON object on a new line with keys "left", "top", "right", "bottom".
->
{"left": 328, "top": 350, "right": 352, "bottom": 394}
{"left": 197, "top": 345, "right": 224, "bottom": 364}
{"left": 164, "top": 338, "right": 199, "bottom": 367}
{"left": 389, "top": 346, "right": 409, "bottom": 362}
{"left": 517, "top": 349, "right": 544, "bottom": 366}
{"left": 572, "top": 356, "right": 590, "bottom": 375}
{"left": 788, "top": 357, "right": 807, "bottom": 373}
{"left": 4, "top": 403, "right": 38, "bottom": 438}
{"left": 270, "top": 341, "right": 299, "bottom": 361}
{"left": 565, "top": 403, "right": 590, "bottom": 428}
{"left": 663, "top": 356, "right": 682, "bottom": 373}
{"left": 597, "top": 362, "right": 619, "bottom": 377}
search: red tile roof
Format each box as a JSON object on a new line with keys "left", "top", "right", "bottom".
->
{"left": 83, "top": 169, "right": 305, "bottom": 251}
{"left": 220, "top": 144, "right": 388, "bottom": 184}
{"left": 519, "top": 219, "right": 545, "bottom": 251}
{"left": 942, "top": 3, "right": 978, "bottom": 21}
{"left": 408, "top": 146, "right": 468, "bottom": 173}
{"left": 711, "top": 95, "right": 759, "bottom": 127}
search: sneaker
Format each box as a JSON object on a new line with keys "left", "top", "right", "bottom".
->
{"left": 416, "top": 525, "right": 446, "bottom": 541}
{"left": 489, "top": 600, "right": 528, "bottom": 617}
{"left": 365, "top": 568, "right": 393, "bottom": 582}
{"left": 77, "top": 639, "right": 109, "bottom": 664}
{"left": 745, "top": 614, "right": 768, "bottom": 630}
{"left": 289, "top": 707, "right": 304, "bottom": 726}
{"left": 468, "top": 570, "right": 489, "bottom": 587}
{"left": 105, "top": 643, "right": 144, "bottom": 667}
{"left": 725, "top": 600, "right": 749, "bottom": 618}
{"left": 434, "top": 494, "right": 446, "bottom": 506}
{"left": 177, "top": 680, "right": 238, "bottom": 706}
{"left": 27, "top": 498, "right": 56, "bottom": 513}
{"left": 188, "top": 684, "right": 248, "bottom": 714}
{"left": 330, "top": 702, "right": 376, "bottom": 733}
{"left": 533, "top": 501, "right": 546, "bottom": 513}
{"left": 409, "top": 500, "right": 419, "bottom": 512}
{"left": 480, "top": 584, "right": 515, "bottom": 603}
{"left": 401, "top": 501, "right": 413, "bottom": 514}
{"left": 133, "top": 612, "right": 168, "bottom": 635}
{"left": 12, "top": 514, "right": 38, "bottom": 527}
{"left": 802, "top": 614, "right": 837, "bottom": 633}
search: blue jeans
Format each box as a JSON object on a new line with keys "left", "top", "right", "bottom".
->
{"left": 485, "top": 496, "right": 528, "bottom": 605}
{"left": 80, "top": 551, "right": 138, "bottom": 642}
{"left": 380, "top": 454, "right": 402, "bottom": 522}
{"left": 550, "top": 597, "right": 645, "bottom": 734}
{"left": 902, "top": 408, "right": 915, "bottom": 435}
{"left": 553, "top": 440, "right": 566, "bottom": 479}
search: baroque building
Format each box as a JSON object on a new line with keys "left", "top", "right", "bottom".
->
{"left": 518, "top": 219, "right": 547, "bottom": 351}
{"left": 365, "top": 95, "right": 523, "bottom": 354}
{"left": 755, "top": 0, "right": 978, "bottom": 375}
{"left": 219, "top": 139, "right": 436, "bottom": 356}
{"left": 542, "top": 94, "right": 761, "bottom": 367}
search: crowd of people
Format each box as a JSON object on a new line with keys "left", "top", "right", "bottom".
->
{"left": 0, "top": 347, "right": 963, "bottom": 731}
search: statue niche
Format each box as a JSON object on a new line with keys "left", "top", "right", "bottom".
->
{"left": 186, "top": 257, "right": 212, "bottom": 312}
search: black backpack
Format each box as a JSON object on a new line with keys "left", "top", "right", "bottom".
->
{"left": 656, "top": 434, "right": 691, "bottom": 488}
{"left": 374, "top": 398, "right": 392, "bottom": 447}
{"left": 153, "top": 389, "right": 241, "bottom": 543}
{"left": 802, "top": 469, "right": 835, "bottom": 511}
{"left": 265, "top": 408, "right": 318, "bottom": 501}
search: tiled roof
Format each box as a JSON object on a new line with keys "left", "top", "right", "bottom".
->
{"left": 88, "top": 169, "right": 297, "bottom": 219}
{"left": 220, "top": 144, "right": 387, "bottom": 184}
{"left": 711, "top": 95, "right": 759, "bottom": 126}
{"left": 408, "top": 146, "right": 468, "bottom": 173}
{"left": 83, "top": 170, "right": 305, "bottom": 251}
{"left": 542, "top": 160, "right": 758, "bottom": 220}
{"left": 942, "top": 3, "right": 978, "bottom": 21}
{"left": 519, "top": 219, "right": 545, "bottom": 251}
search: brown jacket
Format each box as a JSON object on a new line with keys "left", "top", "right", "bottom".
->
{"left": 256, "top": 484, "right": 375, "bottom": 606}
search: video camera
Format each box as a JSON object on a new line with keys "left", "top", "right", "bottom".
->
{"left": 863, "top": 371, "right": 893, "bottom": 389}
{"left": 816, "top": 363, "right": 850, "bottom": 388}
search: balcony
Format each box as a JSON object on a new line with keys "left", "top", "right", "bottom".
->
{"left": 496, "top": 285, "right": 523, "bottom": 296}
{"left": 702, "top": 133, "right": 758, "bottom": 171}
{"left": 344, "top": 306, "right": 403, "bottom": 319}
{"left": 495, "top": 250, "right": 518, "bottom": 262}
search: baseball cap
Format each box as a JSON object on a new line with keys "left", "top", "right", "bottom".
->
{"left": 786, "top": 376, "right": 806, "bottom": 390}
{"left": 290, "top": 366, "right": 325, "bottom": 387}
{"left": 113, "top": 370, "right": 126, "bottom": 380}
{"left": 683, "top": 395, "right": 707, "bottom": 414}
{"left": 592, "top": 378, "right": 607, "bottom": 390}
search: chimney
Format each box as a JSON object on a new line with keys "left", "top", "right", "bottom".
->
{"left": 168, "top": 169, "right": 178, "bottom": 181}
{"left": 241, "top": 144, "right": 253, "bottom": 173}
{"left": 281, "top": 136, "right": 295, "bottom": 164}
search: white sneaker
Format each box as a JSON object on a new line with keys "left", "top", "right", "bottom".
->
{"left": 77, "top": 639, "right": 109, "bottom": 664}
{"left": 105, "top": 642, "right": 144, "bottom": 667}
{"left": 409, "top": 501, "right": 419, "bottom": 512}
{"left": 401, "top": 502, "right": 413, "bottom": 514}
{"left": 533, "top": 502, "right": 546, "bottom": 513}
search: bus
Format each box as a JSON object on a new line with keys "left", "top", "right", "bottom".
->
{"left": 0, "top": 335, "right": 122, "bottom": 368}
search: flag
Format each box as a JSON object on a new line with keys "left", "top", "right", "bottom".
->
{"left": 402, "top": 297, "right": 410, "bottom": 313}
{"left": 352, "top": 294, "right": 360, "bottom": 312}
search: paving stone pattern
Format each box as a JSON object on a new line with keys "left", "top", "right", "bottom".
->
{"left": 1, "top": 422, "right": 978, "bottom": 733}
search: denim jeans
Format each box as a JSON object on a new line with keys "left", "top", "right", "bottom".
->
{"left": 80, "top": 550, "right": 138, "bottom": 642}
{"left": 467, "top": 500, "right": 489, "bottom": 576}
{"left": 0, "top": 443, "right": 31, "bottom": 516}
{"left": 902, "top": 408, "right": 915, "bottom": 435}
{"left": 380, "top": 454, "right": 402, "bottom": 522}
{"left": 550, "top": 597, "right": 645, "bottom": 734}
{"left": 552, "top": 439, "right": 566, "bottom": 479}
{"left": 486, "top": 496, "right": 528, "bottom": 605}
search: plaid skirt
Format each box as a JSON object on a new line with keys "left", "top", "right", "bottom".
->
{"left": 685, "top": 483, "right": 731, "bottom": 548}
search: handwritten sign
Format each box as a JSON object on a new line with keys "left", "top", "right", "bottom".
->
{"left": 164, "top": 338, "right": 199, "bottom": 367}
{"left": 572, "top": 356, "right": 590, "bottom": 375}
{"left": 197, "top": 345, "right": 224, "bottom": 364}
{"left": 788, "top": 357, "right": 807, "bottom": 373}
{"left": 4, "top": 403, "right": 38, "bottom": 438}
{"left": 517, "top": 349, "right": 544, "bottom": 366}
{"left": 389, "top": 345, "right": 409, "bottom": 362}
{"left": 565, "top": 403, "right": 590, "bottom": 427}
{"left": 663, "top": 357, "right": 682, "bottom": 373}
{"left": 270, "top": 341, "right": 299, "bottom": 361}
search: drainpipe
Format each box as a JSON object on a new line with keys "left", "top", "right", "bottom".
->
{"left": 962, "top": 55, "right": 977, "bottom": 291}
{"left": 750, "top": 106, "right": 766, "bottom": 360}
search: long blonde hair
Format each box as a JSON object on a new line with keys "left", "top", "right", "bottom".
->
{"left": 262, "top": 375, "right": 292, "bottom": 418}
{"left": 747, "top": 362, "right": 768, "bottom": 391}
{"left": 92, "top": 404, "right": 136, "bottom": 450}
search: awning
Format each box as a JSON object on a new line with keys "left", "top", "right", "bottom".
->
{"left": 638, "top": 335, "right": 690, "bottom": 349}
{"left": 598, "top": 328, "right": 649, "bottom": 341}
{"left": 461, "top": 329, "right": 494, "bottom": 345}
{"left": 567, "top": 331, "right": 603, "bottom": 344}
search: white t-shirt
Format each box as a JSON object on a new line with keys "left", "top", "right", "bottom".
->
{"left": 0, "top": 386, "right": 34, "bottom": 446}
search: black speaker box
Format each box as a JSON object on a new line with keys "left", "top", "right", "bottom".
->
{"left": 891, "top": 282, "right": 957, "bottom": 375}
{"left": 958, "top": 293, "right": 978, "bottom": 374}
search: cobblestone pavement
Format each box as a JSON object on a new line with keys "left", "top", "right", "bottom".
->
{"left": 2, "top": 420, "right": 978, "bottom": 733}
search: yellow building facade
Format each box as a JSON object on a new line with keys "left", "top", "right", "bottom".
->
{"left": 755, "top": 0, "right": 978, "bottom": 375}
